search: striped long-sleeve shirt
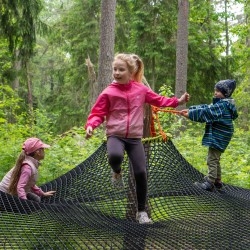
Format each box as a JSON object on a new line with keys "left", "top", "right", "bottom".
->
{"left": 188, "top": 97, "right": 238, "bottom": 152}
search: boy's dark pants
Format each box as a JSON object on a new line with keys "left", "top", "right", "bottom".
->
{"left": 207, "top": 147, "right": 222, "bottom": 183}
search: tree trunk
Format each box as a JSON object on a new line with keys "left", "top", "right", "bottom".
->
{"left": 25, "top": 62, "right": 34, "bottom": 127}
{"left": 96, "top": 0, "right": 116, "bottom": 99}
{"left": 175, "top": 0, "right": 189, "bottom": 110}
{"left": 85, "top": 57, "right": 97, "bottom": 109}
{"left": 26, "top": 62, "right": 33, "bottom": 115}
{"left": 243, "top": 5, "right": 250, "bottom": 131}
{"left": 224, "top": 0, "right": 229, "bottom": 77}
{"left": 12, "top": 50, "right": 21, "bottom": 90}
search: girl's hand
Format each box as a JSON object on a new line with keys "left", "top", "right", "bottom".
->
{"left": 178, "top": 92, "right": 190, "bottom": 105}
{"left": 86, "top": 126, "right": 93, "bottom": 139}
{"left": 43, "top": 191, "right": 56, "bottom": 197}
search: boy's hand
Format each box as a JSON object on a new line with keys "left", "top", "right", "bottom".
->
{"left": 86, "top": 126, "right": 93, "bottom": 139}
{"left": 178, "top": 92, "right": 190, "bottom": 105}
{"left": 180, "top": 109, "right": 189, "bottom": 118}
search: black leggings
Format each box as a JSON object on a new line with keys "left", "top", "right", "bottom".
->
{"left": 27, "top": 192, "right": 41, "bottom": 202}
{"left": 107, "top": 136, "right": 147, "bottom": 211}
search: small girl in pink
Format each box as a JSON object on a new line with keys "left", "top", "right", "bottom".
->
{"left": 0, "top": 137, "right": 56, "bottom": 202}
{"left": 85, "top": 53, "right": 190, "bottom": 224}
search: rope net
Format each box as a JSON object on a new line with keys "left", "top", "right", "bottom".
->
{"left": 0, "top": 138, "right": 250, "bottom": 249}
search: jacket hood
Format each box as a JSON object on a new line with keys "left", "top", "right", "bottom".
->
{"left": 213, "top": 97, "right": 238, "bottom": 120}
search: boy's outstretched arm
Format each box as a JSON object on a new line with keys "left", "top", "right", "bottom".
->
{"left": 180, "top": 109, "right": 189, "bottom": 118}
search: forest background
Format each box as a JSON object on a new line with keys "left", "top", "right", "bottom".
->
{"left": 0, "top": 0, "right": 249, "bottom": 189}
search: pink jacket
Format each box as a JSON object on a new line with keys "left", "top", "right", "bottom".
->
{"left": 0, "top": 156, "right": 44, "bottom": 199}
{"left": 85, "top": 80, "right": 179, "bottom": 138}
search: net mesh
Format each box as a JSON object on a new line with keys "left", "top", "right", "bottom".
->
{"left": 0, "top": 138, "right": 250, "bottom": 249}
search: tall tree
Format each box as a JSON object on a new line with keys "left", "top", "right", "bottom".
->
{"left": 30, "top": 0, "right": 101, "bottom": 133}
{"left": 175, "top": 0, "right": 189, "bottom": 109}
{"left": 224, "top": 0, "right": 230, "bottom": 77}
{"left": 0, "top": 0, "right": 45, "bottom": 114}
{"left": 127, "top": 0, "right": 178, "bottom": 92}
{"left": 187, "top": 0, "right": 226, "bottom": 104}
{"left": 0, "top": 0, "right": 43, "bottom": 60}
{"left": 229, "top": 0, "right": 250, "bottom": 130}
{"left": 96, "top": 0, "right": 116, "bottom": 100}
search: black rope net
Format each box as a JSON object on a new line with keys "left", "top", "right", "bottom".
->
{"left": 0, "top": 138, "right": 250, "bottom": 249}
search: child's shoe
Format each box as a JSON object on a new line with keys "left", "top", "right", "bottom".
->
{"left": 136, "top": 211, "right": 153, "bottom": 224}
{"left": 214, "top": 178, "right": 225, "bottom": 193}
{"left": 214, "top": 178, "right": 223, "bottom": 189}
{"left": 111, "top": 171, "right": 124, "bottom": 189}
{"left": 195, "top": 176, "right": 215, "bottom": 192}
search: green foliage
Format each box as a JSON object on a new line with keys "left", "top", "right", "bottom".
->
{"left": 0, "top": 0, "right": 44, "bottom": 60}
{"left": 38, "top": 126, "right": 104, "bottom": 185}
{"left": 0, "top": 39, "right": 13, "bottom": 83}
{"left": 233, "top": 79, "right": 250, "bottom": 131}
{"left": 0, "top": 85, "right": 23, "bottom": 123}
{"left": 155, "top": 84, "right": 184, "bottom": 135}
{"left": 29, "top": 0, "right": 101, "bottom": 133}
{"left": 0, "top": 115, "right": 104, "bottom": 185}
{"left": 188, "top": 0, "right": 228, "bottom": 104}
{"left": 126, "top": 0, "right": 178, "bottom": 91}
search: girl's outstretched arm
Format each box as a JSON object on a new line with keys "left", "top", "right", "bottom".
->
{"left": 178, "top": 92, "right": 190, "bottom": 105}
{"left": 43, "top": 191, "right": 56, "bottom": 197}
{"left": 85, "top": 126, "right": 93, "bottom": 139}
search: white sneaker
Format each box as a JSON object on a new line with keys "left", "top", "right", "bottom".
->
{"left": 111, "top": 171, "right": 124, "bottom": 189}
{"left": 136, "top": 211, "right": 153, "bottom": 224}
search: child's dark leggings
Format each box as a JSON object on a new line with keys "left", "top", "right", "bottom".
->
{"left": 27, "top": 192, "right": 41, "bottom": 202}
{"left": 107, "top": 136, "right": 147, "bottom": 212}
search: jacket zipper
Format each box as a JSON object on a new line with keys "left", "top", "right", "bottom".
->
{"left": 125, "top": 90, "right": 130, "bottom": 138}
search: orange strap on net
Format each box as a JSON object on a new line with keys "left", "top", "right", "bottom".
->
{"left": 150, "top": 106, "right": 182, "bottom": 140}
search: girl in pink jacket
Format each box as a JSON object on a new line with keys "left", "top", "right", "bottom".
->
{"left": 0, "top": 137, "right": 56, "bottom": 202}
{"left": 85, "top": 53, "right": 189, "bottom": 224}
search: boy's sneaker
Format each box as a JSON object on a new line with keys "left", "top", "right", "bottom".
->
{"left": 111, "top": 171, "right": 124, "bottom": 189}
{"left": 195, "top": 176, "right": 215, "bottom": 192}
{"left": 136, "top": 211, "right": 153, "bottom": 224}
{"left": 214, "top": 178, "right": 225, "bottom": 193}
{"left": 214, "top": 178, "right": 223, "bottom": 189}
{"left": 214, "top": 182, "right": 223, "bottom": 189}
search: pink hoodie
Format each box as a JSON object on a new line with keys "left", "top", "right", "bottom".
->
{"left": 86, "top": 80, "right": 179, "bottom": 138}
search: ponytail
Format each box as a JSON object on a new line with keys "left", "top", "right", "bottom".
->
{"left": 8, "top": 151, "right": 26, "bottom": 195}
{"left": 130, "top": 54, "right": 144, "bottom": 83}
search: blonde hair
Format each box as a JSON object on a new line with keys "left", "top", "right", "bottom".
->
{"left": 8, "top": 150, "right": 27, "bottom": 195}
{"left": 114, "top": 53, "right": 144, "bottom": 82}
